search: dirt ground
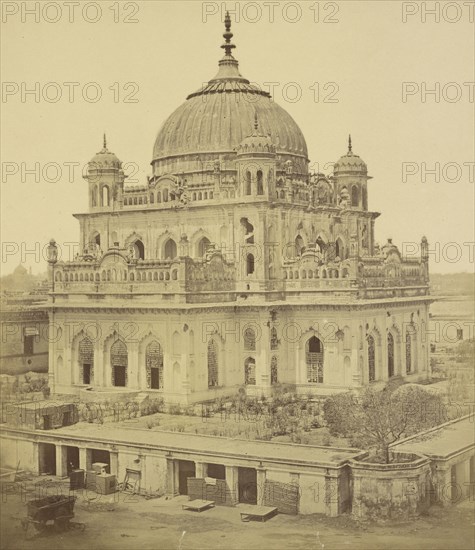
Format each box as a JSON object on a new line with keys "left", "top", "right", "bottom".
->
{"left": 1, "top": 476, "right": 474, "bottom": 550}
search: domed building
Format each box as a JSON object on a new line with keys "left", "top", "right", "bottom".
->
{"left": 47, "top": 14, "right": 432, "bottom": 402}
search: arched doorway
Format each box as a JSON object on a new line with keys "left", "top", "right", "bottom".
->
{"left": 145, "top": 340, "right": 163, "bottom": 389}
{"left": 306, "top": 336, "right": 324, "bottom": 383}
{"left": 111, "top": 340, "right": 128, "bottom": 387}
{"left": 79, "top": 337, "right": 94, "bottom": 385}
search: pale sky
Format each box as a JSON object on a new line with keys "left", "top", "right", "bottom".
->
{"left": 1, "top": 0, "right": 474, "bottom": 275}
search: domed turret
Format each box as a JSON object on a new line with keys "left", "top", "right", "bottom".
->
{"left": 334, "top": 135, "right": 367, "bottom": 176}
{"left": 84, "top": 135, "right": 126, "bottom": 211}
{"left": 89, "top": 134, "right": 122, "bottom": 171}
{"left": 333, "top": 136, "right": 369, "bottom": 210}
{"left": 152, "top": 13, "right": 308, "bottom": 180}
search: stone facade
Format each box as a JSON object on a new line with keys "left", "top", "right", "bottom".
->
{"left": 46, "top": 16, "right": 432, "bottom": 403}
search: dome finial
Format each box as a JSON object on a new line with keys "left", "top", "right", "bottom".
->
{"left": 254, "top": 112, "right": 259, "bottom": 132}
{"left": 103, "top": 133, "right": 107, "bottom": 150}
{"left": 221, "top": 11, "right": 236, "bottom": 57}
{"left": 348, "top": 134, "right": 352, "bottom": 153}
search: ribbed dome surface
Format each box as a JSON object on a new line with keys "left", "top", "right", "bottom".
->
{"left": 152, "top": 15, "right": 308, "bottom": 164}
{"left": 152, "top": 93, "right": 307, "bottom": 161}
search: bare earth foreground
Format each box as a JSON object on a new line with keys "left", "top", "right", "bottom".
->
{"left": 1, "top": 478, "right": 473, "bottom": 550}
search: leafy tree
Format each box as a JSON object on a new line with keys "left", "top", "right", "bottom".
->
{"left": 323, "top": 383, "right": 446, "bottom": 463}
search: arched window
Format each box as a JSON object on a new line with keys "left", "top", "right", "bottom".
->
{"left": 335, "top": 238, "right": 345, "bottom": 260}
{"left": 197, "top": 237, "right": 211, "bottom": 258}
{"left": 157, "top": 191, "right": 162, "bottom": 203}
{"left": 306, "top": 336, "right": 324, "bottom": 383}
{"left": 101, "top": 186, "right": 110, "bottom": 207}
{"left": 351, "top": 186, "right": 359, "bottom": 207}
{"left": 163, "top": 189, "right": 169, "bottom": 202}
{"left": 270, "top": 327, "right": 278, "bottom": 350}
{"left": 146, "top": 340, "right": 163, "bottom": 389}
{"left": 79, "top": 337, "right": 94, "bottom": 385}
{"left": 164, "top": 238, "right": 177, "bottom": 260}
{"left": 368, "top": 335, "right": 376, "bottom": 382}
{"left": 111, "top": 340, "right": 128, "bottom": 387}
{"left": 244, "top": 357, "right": 256, "bottom": 385}
{"left": 244, "top": 328, "right": 256, "bottom": 351}
{"left": 257, "top": 170, "right": 264, "bottom": 195}
{"left": 295, "top": 235, "right": 305, "bottom": 257}
{"left": 245, "top": 171, "right": 252, "bottom": 195}
{"left": 405, "top": 331, "right": 412, "bottom": 374}
{"left": 150, "top": 193, "right": 154, "bottom": 204}
{"left": 91, "top": 186, "right": 97, "bottom": 207}
{"left": 246, "top": 254, "right": 255, "bottom": 275}
{"left": 241, "top": 218, "right": 254, "bottom": 244}
{"left": 316, "top": 236, "right": 325, "bottom": 254}
{"left": 207, "top": 340, "right": 219, "bottom": 387}
{"left": 132, "top": 240, "right": 145, "bottom": 260}
{"left": 270, "top": 356, "right": 278, "bottom": 385}
{"left": 387, "top": 332, "right": 395, "bottom": 378}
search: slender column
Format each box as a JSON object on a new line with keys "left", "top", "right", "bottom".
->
{"left": 55, "top": 444, "right": 68, "bottom": 477}
{"left": 225, "top": 465, "right": 239, "bottom": 505}
{"left": 110, "top": 451, "right": 119, "bottom": 477}
{"left": 79, "top": 447, "right": 89, "bottom": 471}
{"left": 256, "top": 468, "right": 266, "bottom": 505}
{"left": 166, "top": 458, "right": 178, "bottom": 497}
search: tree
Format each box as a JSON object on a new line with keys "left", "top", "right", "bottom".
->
{"left": 323, "top": 383, "right": 446, "bottom": 463}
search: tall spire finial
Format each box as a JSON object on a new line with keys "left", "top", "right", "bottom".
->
{"left": 348, "top": 134, "right": 352, "bottom": 153}
{"left": 254, "top": 112, "right": 259, "bottom": 132}
{"left": 221, "top": 11, "right": 236, "bottom": 57}
{"left": 103, "top": 133, "right": 107, "bottom": 150}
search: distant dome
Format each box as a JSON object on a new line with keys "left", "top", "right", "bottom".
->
{"left": 334, "top": 136, "right": 367, "bottom": 175}
{"left": 152, "top": 15, "right": 308, "bottom": 174}
{"left": 89, "top": 135, "right": 122, "bottom": 170}
{"left": 13, "top": 264, "right": 28, "bottom": 276}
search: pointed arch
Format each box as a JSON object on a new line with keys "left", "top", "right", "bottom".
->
{"left": 145, "top": 339, "right": 164, "bottom": 389}
{"left": 164, "top": 238, "right": 177, "bottom": 260}
{"left": 79, "top": 336, "right": 94, "bottom": 385}
{"left": 257, "top": 170, "right": 264, "bottom": 195}
{"left": 110, "top": 339, "right": 128, "bottom": 387}
{"left": 351, "top": 185, "right": 359, "bottom": 207}
{"left": 306, "top": 336, "right": 324, "bottom": 383}
{"left": 196, "top": 236, "right": 211, "bottom": 258}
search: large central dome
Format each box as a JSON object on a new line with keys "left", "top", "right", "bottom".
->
{"left": 152, "top": 15, "right": 308, "bottom": 171}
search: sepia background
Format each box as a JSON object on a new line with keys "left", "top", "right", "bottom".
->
{"left": 1, "top": 0, "right": 474, "bottom": 274}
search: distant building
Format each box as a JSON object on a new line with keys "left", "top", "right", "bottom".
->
{"left": 47, "top": 16, "right": 432, "bottom": 403}
{"left": 0, "top": 294, "right": 49, "bottom": 375}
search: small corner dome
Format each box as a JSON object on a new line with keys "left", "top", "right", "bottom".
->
{"left": 334, "top": 136, "right": 367, "bottom": 175}
{"left": 236, "top": 116, "right": 276, "bottom": 156}
{"left": 89, "top": 135, "right": 122, "bottom": 170}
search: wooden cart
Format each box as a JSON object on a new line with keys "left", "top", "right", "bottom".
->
{"left": 21, "top": 495, "right": 84, "bottom": 534}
